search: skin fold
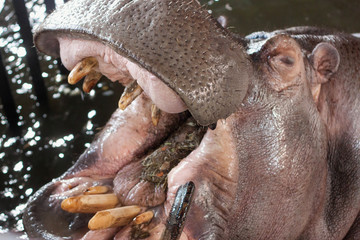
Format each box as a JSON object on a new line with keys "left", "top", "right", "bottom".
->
{"left": 23, "top": 0, "right": 360, "bottom": 239}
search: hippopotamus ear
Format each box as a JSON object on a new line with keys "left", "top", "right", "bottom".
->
{"left": 310, "top": 42, "right": 340, "bottom": 84}
{"left": 262, "top": 34, "right": 303, "bottom": 91}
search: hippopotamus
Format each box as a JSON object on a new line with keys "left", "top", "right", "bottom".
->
{"left": 23, "top": 0, "right": 360, "bottom": 239}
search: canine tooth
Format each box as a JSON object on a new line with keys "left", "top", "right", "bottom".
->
{"left": 161, "top": 182, "right": 195, "bottom": 240}
{"left": 84, "top": 186, "right": 110, "bottom": 195}
{"left": 133, "top": 211, "right": 154, "bottom": 225}
{"left": 151, "top": 104, "right": 161, "bottom": 126}
{"left": 118, "top": 81, "right": 143, "bottom": 110}
{"left": 82, "top": 71, "right": 102, "bottom": 93}
{"left": 68, "top": 57, "right": 98, "bottom": 85}
{"left": 61, "top": 193, "right": 119, "bottom": 213}
{"left": 88, "top": 205, "right": 142, "bottom": 230}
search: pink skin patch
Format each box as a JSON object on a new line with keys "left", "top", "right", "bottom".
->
{"left": 59, "top": 37, "right": 187, "bottom": 114}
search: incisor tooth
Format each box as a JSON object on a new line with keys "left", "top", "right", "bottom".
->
{"left": 68, "top": 57, "right": 98, "bottom": 85}
{"left": 83, "top": 71, "right": 102, "bottom": 93}
{"left": 61, "top": 193, "right": 119, "bottom": 213}
{"left": 133, "top": 211, "right": 154, "bottom": 225}
{"left": 151, "top": 104, "right": 161, "bottom": 126}
{"left": 88, "top": 205, "right": 142, "bottom": 230}
{"left": 84, "top": 186, "right": 110, "bottom": 195}
{"left": 118, "top": 81, "right": 143, "bottom": 110}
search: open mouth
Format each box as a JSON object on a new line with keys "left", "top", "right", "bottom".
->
{"left": 23, "top": 36, "right": 240, "bottom": 240}
{"left": 22, "top": 0, "right": 254, "bottom": 238}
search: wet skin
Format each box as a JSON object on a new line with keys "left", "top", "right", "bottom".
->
{"left": 24, "top": 0, "right": 360, "bottom": 239}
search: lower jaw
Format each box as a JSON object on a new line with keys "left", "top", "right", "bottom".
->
{"left": 24, "top": 90, "right": 240, "bottom": 240}
{"left": 23, "top": 97, "right": 207, "bottom": 239}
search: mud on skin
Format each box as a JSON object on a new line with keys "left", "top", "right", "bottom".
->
{"left": 23, "top": 0, "right": 360, "bottom": 239}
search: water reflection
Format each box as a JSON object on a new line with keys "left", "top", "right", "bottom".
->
{"left": 0, "top": 0, "right": 121, "bottom": 234}
{"left": 0, "top": 0, "right": 4, "bottom": 14}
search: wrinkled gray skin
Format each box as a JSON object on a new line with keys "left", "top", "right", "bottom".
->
{"left": 23, "top": 0, "right": 360, "bottom": 239}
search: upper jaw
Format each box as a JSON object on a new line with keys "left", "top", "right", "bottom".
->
{"left": 34, "top": 0, "right": 253, "bottom": 126}
{"left": 59, "top": 37, "right": 188, "bottom": 115}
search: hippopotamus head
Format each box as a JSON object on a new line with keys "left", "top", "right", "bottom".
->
{"left": 23, "top": 0, "right": 360, "bottom": 239}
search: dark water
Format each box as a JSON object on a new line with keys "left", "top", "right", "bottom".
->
{"left": 206, "top": 0, "right": 360, "bottom": 34}
{"left": 0, "top": 0, "right": 359, "bottom": 237}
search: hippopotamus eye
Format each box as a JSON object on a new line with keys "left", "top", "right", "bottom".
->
{"left": 268, "top": 49, "right": 299, "bottom": 77}
{"left": 269, "top": 53, "right": 296, "bottom": 71}
{"left": 279, "top": 55, "right": 295, "bottom": 66}
{"left": 262, "top": 35, "right": 304, "bottom": 91}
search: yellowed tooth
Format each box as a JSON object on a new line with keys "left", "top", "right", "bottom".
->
{"left": 84, "top": 186, "right": 110, "bottom": 195}
{"left": 151, "top": 104, "right": 161, "bottom": 126}
{"left": 118, "top": 81, "right": 143, "bottom": 110}
{"left": 133, "top": 211, "right": 154, "bottom": 225}
{"left": 82, "top": 71, "right": 102, "bottom": 93}
{"left": 61, "top": 193, "right": 119, "bottom": 213}
{"left": 68, "top": 57, "right": 98, "bottom": 85}
{"left": 88, "top": 205, "right": 142, "bottom": 230}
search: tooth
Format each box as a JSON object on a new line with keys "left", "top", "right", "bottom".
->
{"left": 151, "top": 104, "right": 161, "bottom": 126}
{"left": 84, "top": 186, "right": 110, "bottom": 195}
{"left": 118, "top": 81, "right": 143, "bottom": 110}
{"left": 68, "top": 57, "right": 98, "bottom": 85}
{"left": 133, "top": 211, "right": 154, "bottom": 225}
{"left": 88, "top": 205, "right": 142, "bottom": 230}
{"left": 61, "top": 193, "right": 119, "bottom": 213}
{"left": 161, "top": 182, "right": 195, "bottom": 240}
{"left": 82, "top": 71, "right": 102, "bottom": 93}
